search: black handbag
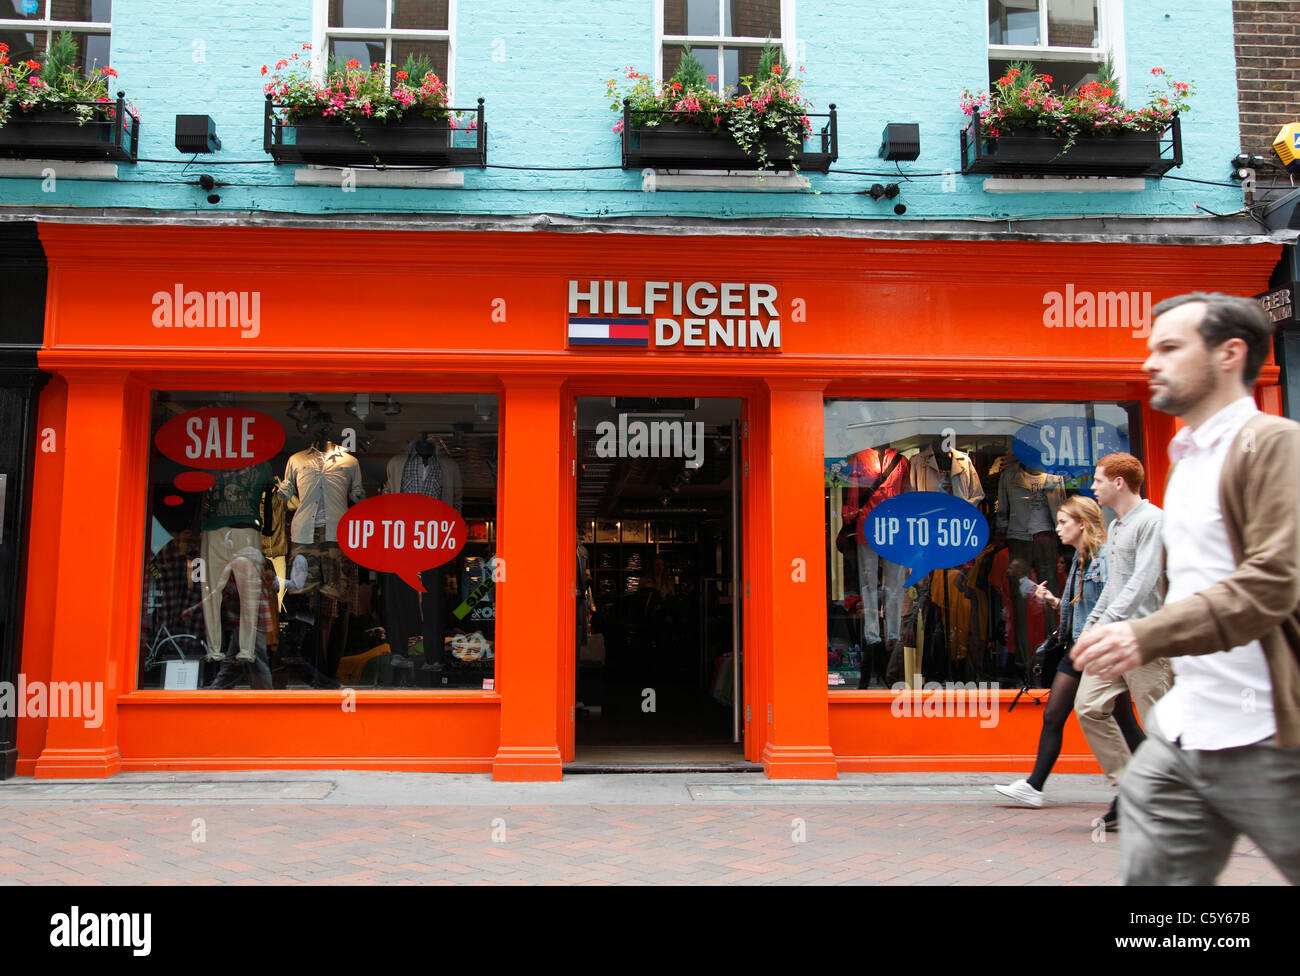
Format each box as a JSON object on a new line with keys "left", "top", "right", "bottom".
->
{"left": 836, "top": 450, "right": 905, "bottom": 554}
{"left": 1030, "top": 629, "right": 1069, "bottom": 687}
{"left": 1030, "top": 556, "right": 1080, "bottom": 686}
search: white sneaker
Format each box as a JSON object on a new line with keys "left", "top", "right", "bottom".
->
{"left": 993, "top": 778, "right": 1044, "bottom": 808}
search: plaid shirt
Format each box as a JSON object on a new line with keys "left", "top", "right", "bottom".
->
{"left": 144, "top": 538, "right": 204, "bottom": 638}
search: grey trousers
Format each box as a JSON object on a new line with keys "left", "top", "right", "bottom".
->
{"left": 1119, "top": 712, "right": 1300, "bottom": 885}
{"left": 855, "top": 539, "right": 906, "bottom": 645}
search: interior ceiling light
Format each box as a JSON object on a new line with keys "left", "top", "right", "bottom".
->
{"left": 344, "top": 393, "right": 371, "bottom": 421}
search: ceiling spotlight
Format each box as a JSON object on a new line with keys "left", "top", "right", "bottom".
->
{"left": 344, "top": 393, "right": 371, "bottom": 421}
{"left": 382, "top": 393, "right": 402, "bottom": 416}
{"left": 286, "top": 398, "right": 318, "bottom": 422}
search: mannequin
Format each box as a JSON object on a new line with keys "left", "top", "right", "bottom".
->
{"left": 199, "top": 461, "right": 272, "bottom": 662}
{"left": 909, "top": 438, "right": 986, "bottom": 503}
{"left": 382, "top": 432, "right": 463, "bottom": 675}
{"left": 842, "top": 443, "right": 910, "bottom": 688}
{"left": 279, "top": 421, "right": 364, "bottom": 678}
{"left": 907, "top": 438, "right": 985, "bottom": 684}
{"left": 261, "top": 479, "right": 290, "bottom": 609}
{"left": 997, "top": 457, "right": 1066, "bottom": 651}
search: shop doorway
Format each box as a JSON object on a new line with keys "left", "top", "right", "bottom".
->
{"left": 572, "top": 397, "right": 744, "bottom": 765}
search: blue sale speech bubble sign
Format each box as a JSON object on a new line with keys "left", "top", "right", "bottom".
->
{"left": 864, "top": 492, "right": 990, "bottom": 588}
{"left": 1013, "top": 416, "right": 1129, "bottom": 476}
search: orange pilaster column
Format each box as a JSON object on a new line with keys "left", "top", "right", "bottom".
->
{"left": 492, "top": 375, "right": 564, "bottom": 781}
{"left": 34, "top": 372, "right": 141, "bottom": 778}
{"left": 758, "top": 380, "right": 837, "bottom": 779}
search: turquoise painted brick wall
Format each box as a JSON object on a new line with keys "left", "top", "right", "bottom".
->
{"left": 0, "top": 0, "right": 1245, "bottom": 220}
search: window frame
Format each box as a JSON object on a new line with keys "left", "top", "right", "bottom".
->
{"left": 136, "top": 387, "right": 502, "bottom": 693}
{"left": 987, "top": 0, "right": 1125, "bottom": 98}
{"left": 0, "top": 0, "right": 112, "bottom": 70}
{"left": 312, "top": 0, "right": 457, "bottom": 99}
{"left": 655, "top": 0, "right": 796, "bottom": 96}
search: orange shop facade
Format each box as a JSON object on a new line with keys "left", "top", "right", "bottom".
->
{"left": 13, "top": 224, "right": 1284, "bottom": 781}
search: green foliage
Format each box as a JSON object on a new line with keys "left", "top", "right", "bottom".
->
{"left": 41, "top": 31, "right": 79, "bottom": 84}
{"left": 398, "top": 52, "right": 437, "bottom": 84}
{"left": 608, "top": 50, "right": 815, "bottom": 175}
{"left": 1094, "top": 55, "right": 1122, "bottom": 107}
{"left": 753, "top": 38, "right": 789, "bottom": 86}
{"left": 670, "top": 43, "right": 708, "bottom": 90}
{"left": 263, "top": 47, "right": 453, "bottom": 124}
{"left": 0, "top": 30, "right": 123, "bottom": 129}
{"left": 960, "top": 61, "right": 1194, "bottom": 153}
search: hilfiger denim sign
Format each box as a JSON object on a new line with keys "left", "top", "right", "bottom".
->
{"left": 566, "top": 279, "right": 782, "bottom": 350}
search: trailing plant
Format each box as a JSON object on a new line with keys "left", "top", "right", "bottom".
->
{"left": 0, "top": 30, "right": 129, "bottom": 129}
{"left": 606, "top": 46, "right": 815, "bottom": 172}
{"left": 263, "top": 45, "right": 461, "bottom": 125}
{"left": 960, "top": 61, "right": 1194, "bottom": 153}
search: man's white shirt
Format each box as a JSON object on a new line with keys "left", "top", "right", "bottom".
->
{"left": 1153, "top": 396, "right": 1275, "bottom": 749}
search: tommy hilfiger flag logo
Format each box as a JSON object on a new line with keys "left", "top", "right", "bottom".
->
{"left": 567, "top": 316, "right": 650, "bottom": 347}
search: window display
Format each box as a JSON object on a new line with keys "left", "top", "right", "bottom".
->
{"left": 139, "top": 392, "right": 498, "bottom": 690}
{"left": 825, "top": 399, "right": 1140, "bottom": 691}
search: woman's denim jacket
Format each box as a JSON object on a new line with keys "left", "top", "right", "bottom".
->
{"left": 1061, "top": 546, "right": 1107, "bottom": 643}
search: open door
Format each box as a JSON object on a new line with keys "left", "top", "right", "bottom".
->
{"left": 570, "top": 396, "right": 745, "bottom": 766}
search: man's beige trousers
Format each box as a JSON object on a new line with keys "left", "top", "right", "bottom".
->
{"left": 1075, "top": 658, "right": 1173, "bottom": 785}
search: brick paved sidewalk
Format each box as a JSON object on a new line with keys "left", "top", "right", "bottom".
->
{"left": 0, "top": 772, "right": 1284, "bottom": 885}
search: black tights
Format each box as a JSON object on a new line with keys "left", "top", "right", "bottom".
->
{"left": 1111, "top": 691, "right": 1146, "bottom": 753}
{"left": 1027, "top": 669, "right": 1080, "bottom": 791}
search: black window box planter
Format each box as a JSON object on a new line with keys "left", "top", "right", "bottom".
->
{"left": 264, "top": 96, "right": 486, "bottom": 168}
{"left": 620, "top": 100, "right": 837, "bottom": 173}
{"left": 0, "top": 93, "right": 139, "bottom": 162}
{"left": 959, "top": 115, "right": 1182, "bottom": 178}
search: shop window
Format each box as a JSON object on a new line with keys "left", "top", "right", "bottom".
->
{"left": 0, "top": 0, "right": 111, "bottom": 71}
{"left": 139, "top": 391, "right": 498, "bottom": 691}
{"left": 987, "top": 0, "right": 1123, "bottom": 93}
{"left": 323, "top": 0, "right": 450, "bottom": 89}
{"left": 824, "top": 398, "right": 1141, "bottom": 692}
{"left": 660, "top": 0, "right": 791, "bottom": 95}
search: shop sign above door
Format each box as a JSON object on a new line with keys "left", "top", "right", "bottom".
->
{"left": 1255, "top": 284, "right": 1295, "bottom": 327}
{"left": 566, "top": 279, "right": 783, "bottom": 350}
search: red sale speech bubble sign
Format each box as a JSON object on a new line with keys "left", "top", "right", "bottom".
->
{"left": 155, "top": 408, "right": 286, "bottom": 470}
{"left": 337, "top": 494, "right": 468, "bottom": 591}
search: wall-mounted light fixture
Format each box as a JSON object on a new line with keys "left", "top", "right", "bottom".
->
{"left": 878, "top": 123, "right": 920, "bottom": 161}
{"left": 175, "top": 115, "right": 221, "bottom": 153}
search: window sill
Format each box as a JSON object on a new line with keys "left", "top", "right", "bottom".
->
{"left": 293, "top": 165, "right": 465, "bottom": 188}
{"left": 0, "top": 159, "right": 118, "bottom": 180}
{"left": 644, "top": 170, "right": 810, "bottom": 192}
{"left": 982, "top": 176, "right": 1147, "bottom": 194}
{"left": 120, "top": 689, "right": 501, "bottom": 704}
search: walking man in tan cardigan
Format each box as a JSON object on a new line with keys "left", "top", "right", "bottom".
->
{"left": 1072, "top": 292, "right": 1300, "bottom": 886}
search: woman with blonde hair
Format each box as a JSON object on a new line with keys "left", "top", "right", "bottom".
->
{"left": 995, "top": 495, "right": 1108, "bottom": 807}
